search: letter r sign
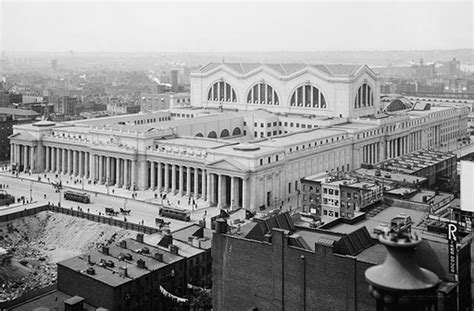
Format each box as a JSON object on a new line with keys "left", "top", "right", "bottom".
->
{"left": 447, "top": 223, "right": 458, "bottom": 242}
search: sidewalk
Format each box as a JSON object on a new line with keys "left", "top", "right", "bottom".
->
{"left": 1, "top": 169, "right": 211, "bottom": 212}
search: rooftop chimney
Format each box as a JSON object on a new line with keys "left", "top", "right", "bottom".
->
{"left": 137, "top": 258, "right": 146, "bottom": 269}
{"left": 118, "top": 266, "right": 127, "bottom": 278}
{"left": 215, "top": 218, "right": 228, "bottom": 234}
{"left": 102, "top": 246, "right": 109, "bottom": 255}
{"left": 154, "top": 252, "right": 164, "bottom": 262}
{"left": 169, "top": 244, "right": 179, "bottom": 255}
{"left": 119, "top": 240, "right": 127, "bottom": 248}
{"left": 136, "top": 233, "right": 144, "bottom": 243}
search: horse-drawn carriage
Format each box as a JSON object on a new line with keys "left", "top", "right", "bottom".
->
{"left": 105, "top": 207, "right": 119, "bottom": 216}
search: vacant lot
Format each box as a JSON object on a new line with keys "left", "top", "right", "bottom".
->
{"left": 0, "top": 211, "right": 136, "bottom": 302}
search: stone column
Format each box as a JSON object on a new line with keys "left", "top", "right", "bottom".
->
{"left": 45, "top": 147, "right": 50, "bottom": 171}
{"left": 207, "top": 173, "right": 213, "bottom": 205}
{"left": 230, "top": 176, "right": 236, "bottom": 210}
{"left": 164, "top": 163, "right": 170, "bottom": 192}
{"left": 202, "top": 169, "right": 207, "bottom": 201}
{"left": 98, "top": 156, "right": 104, "bottom": 184}
{"left": 61, "top": 149, "right": 66, "bottom": 174}
{"left": 178, "top": 165, "right": 184, "bottom": 196}
{"left": 157, "top": 162, "right": 163, "bottom": 191}
{"left": 124, "top": 159, "right": 129, "bottom": 188}
{"left": 242, "top": 178, "right": 249, "bottom": 210}
{"left": 137, "top": 160, "right": 147, "bottom": 190}
{"left": 150, "top": 161, "right": 156, "bottom": 190}
{"left": 84, "top": 152, "right": 89, "bottom": 179}
{"left": 67, "top": 149, "right": 72, "bottom": 175}
{"left": 30, "top": 146, "right": 35, "bottom": 171}
{"left": 194, "top": 168, "right": 199, "bottom": 199}
{"left": 116, "top": 158, "right": 121, "bottom": 187}
{"left": 186, "top": 166, "right": 191, "bottom": 196}
{"left": 171, "top": 165, "right": 177, "bottom": 194}
{"left": 131, "top": 160, "right": 137, "bottom": 190}
{"left": 72, "top": 150, "right": 77, "bottom": 175}
{"left": 10, "top": 143, "right": 14, "bottom": 167}
{"left": 217, "top": 174, "right": 223, "bottom": 208}
{"left": 23, "top": 146, "right": 28, "bottom": 170}
{"left": 78, "top": 151, "right": 83, "bottom": 177}
{"left": 56, "top": 148, "right": 61, "bottom": 173}
{"left": 51, "top": 148, "right": 56, "bottom": 172}
{"left": 106, "top": 157, "right": 111, "bottom": 185}
{"left": 89, "top": 154, "right": 95, "bottom": 181}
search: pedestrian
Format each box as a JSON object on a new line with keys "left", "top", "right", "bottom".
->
{"left": 188, "top": 197, "right": 191, "bottom": 205}
{"left": 178, "top": 200, "right": 180, "bottom": 205}
{"left": 87, "top": 208, "right": 90, "bottom": 213}
{"left": 44, "top": 194, "right": 47, "bottom": 199}
{"left": 192, "top": 199, "right": 196, "bottom": 205}
{"left": 112, "top": 189, "right": 115, "bottom": 194}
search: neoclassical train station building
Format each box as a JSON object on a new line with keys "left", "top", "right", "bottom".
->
{"left": 10, "top": 62, "right": 469, "bottom": 211}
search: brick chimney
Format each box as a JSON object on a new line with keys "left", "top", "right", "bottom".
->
{"left": 136, "top": 233, "right": 144, "bottom": 243}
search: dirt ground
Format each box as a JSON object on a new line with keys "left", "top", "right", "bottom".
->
{"left": 0, "top": 211, "right": 136, "bottom": 302}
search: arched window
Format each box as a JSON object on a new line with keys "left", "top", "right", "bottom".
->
{"left": 220, "top": 129, "right": 230, "bottom": 138}
{"left": 195, "top": 133, "right": 204, "bottom": 137}
{"left": 207, "top": 81, "right": 237, "bottom": 102}
{"left": 246, "top": 82, "right": 279, "bottom": 105}
{"left": 208, "top": 131, "right": 217, "bottom": 138}
{"left": 290, "top": 84, "right": 326, "bottom": 108}
{"left": 354, "top": 83, "right": 373, "bottom": 108}
{"left": 232, "top": 127, "right": 242, "bottom": 136}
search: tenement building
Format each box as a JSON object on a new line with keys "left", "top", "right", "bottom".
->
{"left": 10, "top": 63, "right": 470, "bottom": 211}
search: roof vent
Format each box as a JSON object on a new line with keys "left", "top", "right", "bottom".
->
{"left": 119, "top": 240, "right": 127, "bottom": 248}
{"left": 169, "top": 244, "right": 179, "bottom": 255}
{"left": 154, "top": 252, "right": 164, "bottom": 262}
{"left": 137, "top": 258, "right": 146, "bottom": 269}
{"left": 118, "top": 266, "right": 127, "bottom": 278}
{"left": 86, "top": 267, "right": 95, "bottom": 275}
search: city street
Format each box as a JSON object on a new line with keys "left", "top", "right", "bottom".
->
{"left": 0, "top": 171, "right": 227, "bottom": 232}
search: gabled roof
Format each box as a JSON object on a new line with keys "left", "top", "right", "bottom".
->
{"left": 207, "top": 158, "right": 248, "bottom": 173}
{"left": 9, "top": 132, "right": 36, "bottom": 141}
{"left": 197, "top": 62, "right": 368, "bottom": 78}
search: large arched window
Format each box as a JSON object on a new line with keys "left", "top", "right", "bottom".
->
{"left": 207, "top": 81, "right": 237, "bottom": 102}
{"left": 290, "top": 84, "right": 327, "bottom": 108}
{"left": 354, "top": 83, "right": 374, "bottom": 108}
{"left": 246, "top": 82, "right": 279, "bottom": 105}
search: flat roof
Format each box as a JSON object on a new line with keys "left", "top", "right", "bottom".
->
{"left": 9, "top": 290, "right": 96, "bottom": 311}
{"left": 0, "top": 107, "right": 39, "bottom": 116}
{"left": 156, "top": 137, "right": 228, "bottom": 149}
{"left": 58, "top": 238, "right": 183, "bottom": 287}
{"left": 354, "top": 168, "right": 426, "bottom": 184}
{"left": 329, "top": 206, "right": 425, "bottom": 237}
{"left": 256, "top": 128, "right": 345, "bottom": 148}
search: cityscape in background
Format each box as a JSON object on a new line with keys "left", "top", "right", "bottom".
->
{"left": 0, "top": 1, "right": 473, "bottom": 311}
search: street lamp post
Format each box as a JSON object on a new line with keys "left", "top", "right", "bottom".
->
{"left": 29, "top": 181, "right": 33, "bottom": 202}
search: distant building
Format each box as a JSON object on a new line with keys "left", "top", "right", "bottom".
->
{"left": 51, "top": 59, "right": 58, "bottom": 71}
{"left": 374, "top": 149, "right": 457, "bottom": 188}
{"left": 52, "top": 96, "right": 79, "bottom": 116}
{"left": 171, "top": 70, "right": 179, "bottom": 91}
{"left": 140, "top": 92, "right": 191, "bottom": 112}
{"left": 438, "top": 58, "right": 461, "bottom": 77}
{"left": 0, "top": 107, "right": 39, "bottom": 163}
{"left": 301, "top": 172, "right": 383, "bottom": 220}
{"left": 10, "top": 62, "right": 470, "bottom": 210}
